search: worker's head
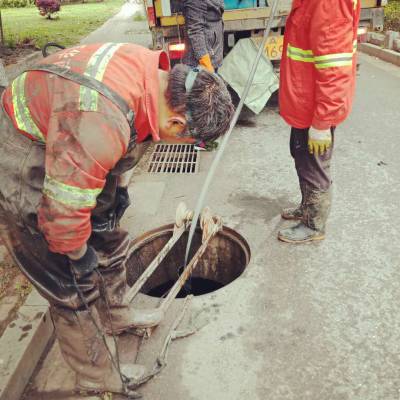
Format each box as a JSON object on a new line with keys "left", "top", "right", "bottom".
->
{"left": 159, "top": 64, "right": 234, "bottom": 143}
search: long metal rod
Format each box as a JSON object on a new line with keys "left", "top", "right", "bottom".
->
{"left": 0, "top": 12, "right": 4, "bottom": 47}
{"left": 158, "top": 295, "right": 192, "bottom": 361}
{"left": 161, "top": 230, "right": 218, "bottom": 312}
{"left": 126, "top": 224, "right": 186, "bottom": 303}
{"left": 134, "top": 296, "right": 193, "bottom": 388}
{"left": 184, "top": 0, "right": 281, "bottom": 266}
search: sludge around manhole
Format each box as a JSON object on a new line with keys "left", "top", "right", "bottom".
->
{"left": 126, "top": 224, "right": 251, "bottom": 298}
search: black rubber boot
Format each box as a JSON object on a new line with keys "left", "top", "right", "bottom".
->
{"left": 96, "top": 264, "right": 164, "bottom": 334}
{"left": 278, "top": 222, "right": 325, "bottom": 243}
{"left": 281, "top": 179, "right": 307, "bottom": 221}
{"left": 281, "top": 205, "right": 304, "bottom": 221}
{"left": 51, "top": 305, "right": 146, "bottom": 397}
{"left": 94, "top": 230, "right": 164, "bottom": 334}
{"left": 278, "top": 186, "right": 331, "bottom": 244}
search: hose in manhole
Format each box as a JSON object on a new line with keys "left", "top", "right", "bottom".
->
{"left": 126, "top": 224, "right": 251, "bottom": 298}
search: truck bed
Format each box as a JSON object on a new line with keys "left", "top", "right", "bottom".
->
{"left": 156, "top": 0, "right": 384, "bottom": 28}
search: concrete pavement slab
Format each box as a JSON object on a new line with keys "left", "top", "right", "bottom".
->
{"left": 81, "top": 0, "right": 151, "bottom": 47}
{"left": 127, "top": 182, "right": 166, "bottom": 217}
{"left": 0, "top": 291, "right": 52, "bottom": 400}
{"left": 24, "top": 52, "right": 400, "bottom": 400}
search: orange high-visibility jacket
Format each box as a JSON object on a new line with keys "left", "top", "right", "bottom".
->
{"left": 279, "top": 0, "right": 361, "bottom": 130}
{"left": 2, "top": 43, "right": 169, "bottom": 254}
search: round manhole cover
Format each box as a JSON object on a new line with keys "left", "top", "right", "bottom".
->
{"left": 126, "top": 224, "right": 251, "bottom": 298}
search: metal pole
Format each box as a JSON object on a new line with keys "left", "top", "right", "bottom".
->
{"left": 125, "top": 224, "right": 187, "bottom": 303}
{"left": 160, "top": 229, "right": 219, "bottom": 312}
{"left": 0, "top": 11, "right": 5, "bottom": 47}
{"left": 183, "top": 0, "right": 281, "bottom": 266}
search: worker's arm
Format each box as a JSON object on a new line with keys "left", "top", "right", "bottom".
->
{"left": 38, "top": 107, "right": 130, "bottom": 256}
{"left": 118, "top": 169, "right": 135, "bottom": 188}
{"left": 183, "top": 0, "right": 214, "bottom": 72}
{"left": 113, "top": 170, "right": 134, "bottom": 226}
{"left": 309, "top": 0, "right": 358, "bottom": 130}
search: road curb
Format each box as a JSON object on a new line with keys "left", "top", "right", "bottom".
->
{"left": 359, "top": 43, "right": 400, "bottom": 67}
{"left": 0, "top": 290, "right": 53, "bottom": 400}
{"left": 0, "top": 50, "right": 51, "bottom": 400}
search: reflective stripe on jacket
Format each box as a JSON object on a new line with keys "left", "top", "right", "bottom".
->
{"left": 279, "top": 0, "right": 361, "bottom": 130}
{"left": 2, "top": 43, "right": 169, "bottom": 254}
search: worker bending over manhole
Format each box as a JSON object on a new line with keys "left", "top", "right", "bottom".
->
{"left": 0, "top": 43, "right": 233, "bottom": 397}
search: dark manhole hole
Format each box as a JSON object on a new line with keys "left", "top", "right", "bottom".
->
{"left": 147, "top": 278, "right": 224, "bottom": 298}
{"left": 126, "top": 224, "right": 251, "bottom": 298}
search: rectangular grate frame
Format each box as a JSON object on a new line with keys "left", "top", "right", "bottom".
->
{"left": 148, "top": 144, "right": 199, "bottom": 174}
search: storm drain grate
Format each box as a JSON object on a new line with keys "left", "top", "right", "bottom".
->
{"left": 148, "top": 144, "right": 199, "bottom": 174}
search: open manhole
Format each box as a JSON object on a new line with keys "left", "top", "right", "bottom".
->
{"left": 126, "top": 224, "right": 250, "bottom": 298}
{"left": 148, "top": 144, "right": 199, "bottom": 174}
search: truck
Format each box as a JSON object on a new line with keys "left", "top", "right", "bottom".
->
{"left": 143, "top": 0, "right": 387, "bottom": 63}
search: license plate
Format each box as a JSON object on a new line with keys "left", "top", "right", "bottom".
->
{"left": 252, "top": 35, "right": 284, "bottom": 60}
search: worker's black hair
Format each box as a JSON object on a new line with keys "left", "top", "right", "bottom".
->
{"left": 166, "top": 64, "right": 234, "bottom": 141}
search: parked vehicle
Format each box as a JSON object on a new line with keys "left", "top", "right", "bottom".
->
{"left": 143, "top": 0, "right": 387, "bottom": 63}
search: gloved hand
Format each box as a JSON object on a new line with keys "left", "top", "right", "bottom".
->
{"left": 199, "top": 54, "right": 214, "bottom": 73}
{"left": 69, "top": 245, "right": 99, "bottom": 279}
{"left": 115, "top": 186, "right": 131, "bottom": 224}
{"left": 308, "top": 127, "right": 332, "bottom": 156}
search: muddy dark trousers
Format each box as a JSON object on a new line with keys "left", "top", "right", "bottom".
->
{"left": 0, "top": 105, "right": 124, "bottom": 390}
{"left": 0, "top": 224, "right": 146, "bottom": 394}
{"left": 279, "top": 127, "right": 334, "bottom": 243}
{"left": 0, "top": 105, "right": 156, "bottom": 393}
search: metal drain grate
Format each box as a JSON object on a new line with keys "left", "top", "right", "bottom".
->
{"left": 148, "top": 144, "right": 199, "bottom": 174}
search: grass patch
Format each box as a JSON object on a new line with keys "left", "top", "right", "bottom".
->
{"left": 1, "top": 0, "right": 125, "bottom": 48}
{"left": 385, "top": 0, "right": 400, "bottom": 31}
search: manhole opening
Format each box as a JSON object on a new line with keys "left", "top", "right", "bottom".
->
{"left": 126, "top": 224, "right": 251, "bottom": 298}
{"left": 147, "top": 144, "right": 199, "bottom": 174}
{"left": 146, "top": 278, "right": 223, "bottom": 298}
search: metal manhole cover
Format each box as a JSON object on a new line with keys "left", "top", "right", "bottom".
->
{"left": 148, "top": 144, "right": 199, "bottom": 174}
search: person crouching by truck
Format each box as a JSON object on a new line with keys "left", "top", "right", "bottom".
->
{"left": 278, "top": 0, "right": 361, "bottom": 244}
{"left": 182, "top": 0, "right": 224, "bottom": 72}
{"left": 0, "top": 43, "right": 234, "bottom": 397}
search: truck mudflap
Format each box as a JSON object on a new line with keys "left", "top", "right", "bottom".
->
{"left": 371, "top": 7, "right": 385, "bottom": 31}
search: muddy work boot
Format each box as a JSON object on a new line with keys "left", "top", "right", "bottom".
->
{"left": 98, "top": 297, "right": 165, "bottom": 334}
{"left": 281, "top": 205, "right": 303, "bottom": 221}
{"left": 278, "top": 187, "right": 331, "bottom": 244}
{"left": 281, "top": 180, "right": 306, "bottom": 221}
{"left": 77, "top": 362, "right": 146, "bottom": 397}
{"left": 96, "top": 261, "right": 164, "bottom": 334}
{"left": 278, "top": 222, "right": 325, "bottom": 243}
{"left": 51, "top": 305, "right": 146, "bottom": 397}
{"left": 91, "top": 230, "right": 164, "bottom": 334}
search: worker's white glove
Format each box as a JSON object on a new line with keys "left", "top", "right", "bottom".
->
{"left": 308, "top": 127, "right": 332, "bottom": 156}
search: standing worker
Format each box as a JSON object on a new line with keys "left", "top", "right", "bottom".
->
{"left": 278, "top": 0, "right": 361, "bottom": 243}
{"left": 0, "top": 43, "right": 233, "bottom": 397}
{"left": 182, "top": 0, "right": 225, "bottom": 72}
